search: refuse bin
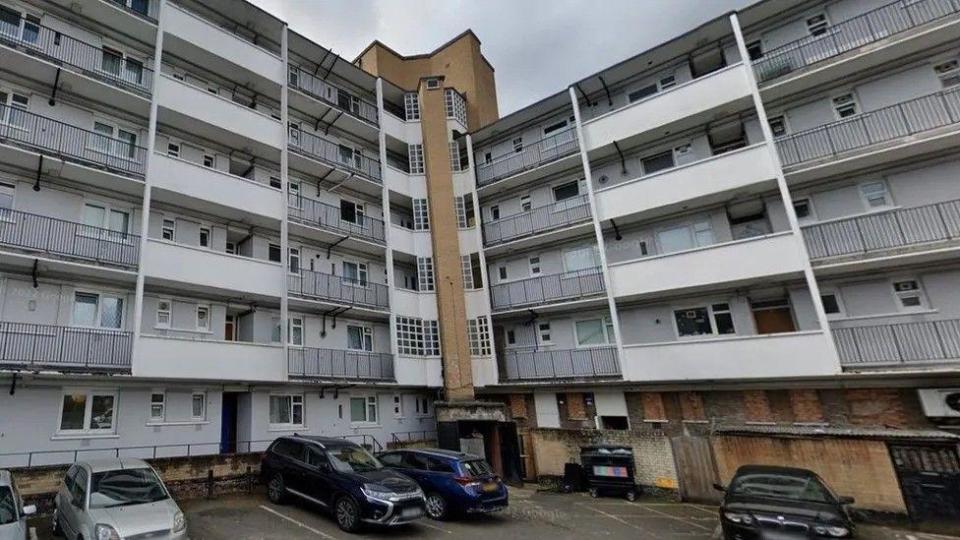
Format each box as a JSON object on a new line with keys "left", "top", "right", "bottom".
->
{"left": 580, "top": 444, "right": 639, "bottom": 500}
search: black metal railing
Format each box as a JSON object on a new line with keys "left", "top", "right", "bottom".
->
{"left": 500, "top": 345, "right": 621, "bottom": 381}
{"left": 0, "top": 105, "right": 147, "bottom": 177}
{"left": 289, "top": 129, "right": 381, "bottom": 183}
{"left": 776, "top": 86, "right": 960, "bottom": 167}
{"left": 483, "top": 195, "right": 591, "bottom": 246}
{"left": 288, "top": 347, "right": 394, "bottom": 381}
{"left": 287, "top": 195, "right": 385, "bottom": 244}
{"left": 390, "top": 430, "right": 438, "bottom": 445}
{"left": 289, "top": 65, "right": 378, "bottom": 126}
{"left": 476, "top": 128, "right": 579, "bottom": 187}
{"left": 803, "top": 199, "right": 960, "bottom": 259}
{"left": 834, "top": 318, "right": 960, "bottom": 366}
{"left": 105, "top": 0, "right": 158, "bottom": 22}
{"left": 0, "top": 19, "right": 154, "bottom": 95}
{"left": 0, "top": 322, "right": 133, "bottom": 372}
{"left": 490, "top": 267, "right": 605, "bottom": 311}
{"left": 0, "top": 208, "right": 139, "bottom": 268}
{"left": 754, "top": 0, "right": 960, "bottom": 84}
{"left": 288, "top": 269, "right": 389, "bottom": 310}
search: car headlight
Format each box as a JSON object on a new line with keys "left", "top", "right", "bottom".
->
{"left": 173, "top": 510, "right": 186, "bottom": 533}
{"left": 723, "top": 511, "right": 754, "bottom": 525}
{"left": 95, "top": 523, "right": 121, "bottom": 540}
{"left": 362, "top": 483, "right": 400, "bottom": 502}
{"left": 814, "top": 525, "right": 850, "bottom": 537}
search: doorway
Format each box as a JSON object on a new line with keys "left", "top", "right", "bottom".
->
{"left": 890, "top": 444, "right": 960, "bottom": 525}
{"left": 751, "top": 299, "right": 796, "bottom": 334}
{"left": 220, "top": 392, "right": 239, "bottom": 454}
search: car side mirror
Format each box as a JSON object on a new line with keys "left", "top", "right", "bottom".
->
{"left": 71, "top": 495, "right": 83, "bottom": 509}
{"left": 838, "top": 496, "right": 855, "bottom": 505}
{"left": 317, "top": 462, "right": 332, "bottom": 473}
{"left": 22, "top": 505, "right": 36, "bottom": 516}
{"left": 712, "top": 483, "right": 726, "bottom": 492}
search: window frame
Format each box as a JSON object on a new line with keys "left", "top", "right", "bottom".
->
{"left": 672, "top": 302, "right": 737, "bottom": 339}
{"left": 191, "top": 392, "right": 206, "bottom": 420}
{"left": 149, "top": 391, "right": 165, "bottom": 422}
{"left": 574, "top": 316, "right": 615, "bottom": 348}
{"left": 819, "top": 288, "right": 845, "bottom": 320}
{"left": 537, "top": 321, "right": 552, "bottom": 346}
{"left": 71, "top": 290, "right": 125, "bottom": 330}
{"left": 155, "top": 298, "right": 171, "bottom": 328}
{"left": 342, "top": 261, "right": 369, "bottom": 287}
{"left": 350, "top": 395, "right": 379, "bottom": 425}
{"left": 891, "top": 278, "right": 928, "bottom": 312}
{"left": 831, "top": 92, "right": 859, "bottom": 120}
{"left": 268, "top": 393, "right": 305, "bottom": 428}
{"left": 347, "top": 324, "right": 374, "bottom": 352}
{"left": 196, "top": 305, "right": 210, "bottom": 332}
{"left": 467, "top": 317, "right": 492, "bottom": 356}
{"left": 858, "top": 181, "right": 892, "bottom": 210}
{"left": 288, "top": 316, "right": 304, "bottom": 346}
{"left": 56, "top": 388, "right": 118, "bottom": 435}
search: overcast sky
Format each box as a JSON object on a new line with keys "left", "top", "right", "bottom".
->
{"left": 249, "top": 0, "right": 755, "bottom": 114}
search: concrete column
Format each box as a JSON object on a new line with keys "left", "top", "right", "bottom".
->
{"left": 375, "top": 78, "right": 400, "bottom": 363}
{"left": 280, "top": 24, "right": 290, "bottom": 371}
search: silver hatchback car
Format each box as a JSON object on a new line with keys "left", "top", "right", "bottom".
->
{"left": 53, "top": 458, "right": 187, "bottom": 540}
{"left": 0, "top": 470, "right": 36, "bottom": 540}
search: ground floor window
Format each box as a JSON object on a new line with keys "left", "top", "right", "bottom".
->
{"left": 269, "top": 394, "right": 303, "bottom": 427}
{"left": 58, "top": 390, "right": 116, "bottom": 434}
{"left": 350, "top": 395, "right": 378, "bottom": 424}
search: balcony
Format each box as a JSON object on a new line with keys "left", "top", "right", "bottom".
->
{"left": 0, "top": 106, "right": 146, "bottom": 183}
{"left": 490, "top": 268, "right": 606, "bottom": 313}
{"left": 288, "top": 65, "right": 379, "bottom": 139}
{"left": 288, "top": 269, "right": 390, "bottom": 312}
{"left": 608, "top": 233, "right": 806, "bottom": 302}
{"left": 288, "top": 347, "right": 394, "bottom": 381}
{"left": 0, "top": 322, "right": 132, "bottom": 373}
{"left": 475, "top": 128, "right": 580, "bottom": 189}
{"left": 776, "top": 86, "right": 960, "bottom": 178}
{"left": 834, "top": 318, "right": 960, "bottom": 369}
{"left": 803, "top": 199, "right": 960, "bottom": 270}
{"left": 483, "top": 194, "right": 592, "bottom": 249}
{"left": 755, "top": 0, "right": 960, "bottom": 89}
{"left": 289, "top": 130, "right": 382, "bottom": 193}
{"left": 499, "top": 345, "right": 621, "bottom": 382}
{"left": 288, "top": 195, "right": 386, "bottom": 251}
{"left": 135, "top": 335, "right": 285, "bottom": 381}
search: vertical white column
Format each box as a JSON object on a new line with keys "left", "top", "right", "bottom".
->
{"left": 568, "top": 87, "right": 626, "bottom": 365}
{"left": 131, "top": 0, "right": 167, "bottom": 373}
{"left": 375, "top": 78, "right": 399, "bottom": 365}
{"left": 280, "top": 24, "right": 290, "bottom": 376}
{"left": 729, "top": 13, "right": 841, "bottom": 370}
{"left": 464, "top": 134, "right": 497, "bottom": 386}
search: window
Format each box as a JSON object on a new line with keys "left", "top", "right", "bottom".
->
{"left": 287, "top": 122, "right": 301, "bottom": 147}
{"left": 268, "top": 243, "right": 282, "bottom": 263}
{"left": 806, "top": 13, "right": 829, "bottom": 36}
{"left": 225, "top": 242, "right": 236, "bottom": 255}
{"left": 821, "top": 292, "right": 844, "bottom": 318}
{"left": 199, "top": 226, "right": 210, "bottom": 248}
{"left": 404, "top": 93, "right": 420, "bottom": 121}
{"left": 424, "top": 320, "right": 440, "bottom": 356}
{"left": 529, "top": 256, "right": 541, "bottom": 277}
{"left": 415, "top": 396, "right": 431, "bottom": 416}
{"left": 674, "top": 303, "right": 736, "bottom": 337}
{"left": 191, "top": 393, "right": 205, "bottom": 420}
{"left": 202, "top": 154, "right": 215, "bottom": 168}
{"left": 934, "top": 59, "right": 960, "bottom": 88}
{"left": 860, "top": 182, "right": 890, "bottom": 208}
{"left": 150, "top": 392, "right": 165, "bottom": 421}
{"left": 196, "top": 306, "right": 210, "bottom": 332}
{"left": 0, "top": 182, "right": 13, "bottom": 214}
{"left": 575, "top": 317, "right": 615, "bottom": 347}
{"left": 289, "top": 317, "right": 304, "bottom": 346}
{"left": 408, "top": 144, "right": 425, "bottom": 174}
{"left": 425, "top": 78, "right": 441, "bottom": 89}
{"left": 269, "top": 176, "right": 282, "bottom": 189}
{"left": 0, "top": 89, "right": 28, "bottom": 127}
{"left": 347, "top": 325, "right": 373, "bottom": 351}
{"left": 793, "top": 198, "right": 814, "bottom": 222}
{"left": 413, "top": 198, "right": 429, "bottom": 230}
{"left": 396, "top": 316, "right": 439, "bottom": 356}
{"left": 166, "top": 142, "right": 180, "bottom": 158}
{"left": 543, "top": 119, "right": 569, "bottom": 135}
{"left": 506, "top": 329, "right": 516, "bottom": 345}
{"left": 467, "top": 317, "right": 492, "bottom": 356}
{"left": 641, "top": 150, "right": 675, "bottom": 175}
{"left": 553, "top": 181, "right": 580, "bottom": 202}
{"left": 0, "top": 6, "right": 39, "bottom": 43}
{"left": 764, "top": 116, "right": 787, "bottom": 138}
{"left": 393, "top": 395, "right": 403, "bottom": 418}
{"left": 455, "top": 194, "right": 475, "bottom": 228}
{"left": 563, "top": 245, "right": 601, "bottom": 272}
{"left": 746, "top": 40, "right": 763, "bottom": 61}
{"left": 458, "top": 253, "right": 482, "bottom": 289}
{"left": 73, "top": 292, "right": 123, "bottom": 329}
{"left": 156, "top": 299, "right": 171, "bottom": 328}
{"left": 269, "top": 395, "right": 304, "bottom": 426}
{"left": 628, "top": 83, "right": 658, "bottom": 103}
{"left": 340, "top": 200, "right": 365, "bottom": 225}
{"left": 711, "top": 303, "right": 735, "bottom": 335}
{"left": 83, "top": 203, "right": 130, "bottom": 236}
{"left": 538, "top": 322, "right": 552, "bottom": 344}
{"left": 520, "top": 195, "right": 532, "bottom": 212}
{"left": 161, "top": 219, "right": 175, "bottom": 241}
{"left": 58, "top": 390, "right": 116, "bottom": 433}
{"left": 350, "top": 396, "right": 379, "bottom": 424}
{"left": 288, "top": 247, "right": 300, "bottom": 275}
{"left": 490, "top": 205, "right": 500, "bottom": 221}
{"left": 656, "top": 221, "right": 714, "bottom": 253}
{"left": 417, "top": 256, "right": 435, "bottom": 291}
{"left": 498, "top": 266, "right": 507, "bottom": 281}
{"left": 91, "top": 122, "right": 137, "bottom": 158}
{"left": 512, "top": 137, "right": 523, "bottom": 153}
{"left": 343, "top": 261, "right": 368, "bottom": 286}
{"left": 832, "top": 93, "right": 858, "bottom": 119}
{"left": 893, "top": 280, "right": 926, "bottom": 310}
{"left": 449, "top": 141, "right": 464, "bottom": 171}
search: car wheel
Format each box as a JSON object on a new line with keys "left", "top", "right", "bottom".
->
{"left": 51, "top": 508, "right": 64, "bottom": 537}
{"left": 589, "top": 487, "right": 599, "bottom": 498}
{"left": 424, "top": 492, "right": 449, "bottom": 520}
{"left": 625, "top": 490, "right": 637, "bottom": 502}
{"left": 267, "top": 473, "right": 287, "bottom": 504}
{"left": 335, "top": 496, "right": 361, "bottom": 533}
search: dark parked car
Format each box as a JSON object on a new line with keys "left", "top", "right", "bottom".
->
{"left": 715, "top": 465, "right": 856, "bottom": 539}
{"left": 377, "top": 448, "right": 508, "bottom": 520}
{"left": 261, "top": 435, "right": 426, "bottom": 532}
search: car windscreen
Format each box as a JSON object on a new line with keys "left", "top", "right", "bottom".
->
{"left": 328, "top": 445, "right": 384, "bottom": 473}
{"left": 0, "top": 487, "right": 16, "bottom": 525}
{"left": 460, "top": 459, "right": 493, "bottom": 478}
{"left": 89, "top": 468, "right": 169, "bottom": 509}
{"left": 728, "top": 473, "right": 833, "bottom": 504}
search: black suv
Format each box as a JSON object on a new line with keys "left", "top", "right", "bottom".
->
{"left": 261, "top": 435, "right": 426, "bottom": 532}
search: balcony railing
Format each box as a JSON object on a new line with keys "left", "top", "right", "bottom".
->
{"left": 834, "top": 318, "right": 960, "bottom": 367}
{"left": 484, "top": 195, "right": 591, "bottom": 246}
{"left": 106, "top": 0, "right": 158, "bottom": 22}
{"left": 0, "top": 19, "right": 154, "bottom": 95}
{"left": 0, "top": 208, "right": 139, "bottom": 268}
{"left": 803, "top": 199, "right": 960, "bottom": 259}
{"left": 289, "top": 66, "right": 379, "bottom": 126}
{"left": 754, "top": 0, "right": 960, "bottom": 84}
{"left": 0, "top": 105, "right": 147, "bottom": 177}
{"left": 490, "top": 267, "right": 605, "bottom": 311}
{"left": 500, "top": 345, "right": 621, "bottom": 381}
{"left": 476, "top": 128, "right": 579, "bottom": 187}
{"left": 776, "top": 86, "right": 960, "bottom": 167}
{"left": 288, "top": 269, "right": 389, "bottom": 310}
{"left": 288, "top": 195, "right": 385, "bottom": 244}
{"left": 0, "top": 322, "right": 133, "bottom": 372}
{"left": 289, "top": 129, "right": 381, "bottom": 183}
{"left": 288, "top": 347, "right": 394, "bottom": 381}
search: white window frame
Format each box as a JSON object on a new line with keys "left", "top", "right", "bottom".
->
{"left": 415, "top": 396, "right": 431, "bottom": 417}
{"left": 891, "top": 278, "right": 928, "bottom": 312}
{"left": 819, "top": 288, "right": 845, "bottom": 320}
{"left": 537, "top": 321, "right": 552, "bottom": 346}
{"left": 574, "top": 316, "right": 615, "bottom": 348}
{"left": 156, "top": 298, "right": 171, "bottom": 328}
{"left": 672, "top": 302, "right": 736, "bottom": 339}
{"left": 934, "top": 58, "right": 960, "bottom": 88}
{"left": 831, "top": 92, "right": 859, "bottom": 120}
{"left": 393, "top": 394, "right": 404, "bottom": 418}
{"left": 792, "top": 197, "right": 816, "bottom": 224}
{"left": 342, "top": 261, "right": 368, "bottom": 287}
{"left": 408, "top": 144, "right": 425, "bottom": 174}
{"left": 767, "top": 115, "right": 788, "bottom": 138}
{"left": 520, "top": 194, "right": 532, "bottom": 212}
{"left": 72, "top": 290, "right": 124, "bottom": 330}
{"left": 858, "top": 181, "right": 892, "bottom": 210}
{"left": 0, "top": 86, "right": 29, "bottom": 128}
{"left": 289, "top": 316, "right": 304, "bottom": 346}
{"left": 81, "top": 201, "right": 131, "bottom": 238}
{"left": 202, "top": 153, "right": 215, "bottom": 168}
{"left": 562, "top": 245, "right": 601, "bottom": 273}
{"left": 196, "top": 305, "right": 210, "bottom": 332}
{"left": 56, "top": 388, "right": 118, "bottom": 435}
{"left": 198, "top": 226, "right": 211, "bottom": 248}
{"left": 413, "top": 198, "right": 430, "bottom": 230}
{"left": 288, "top": 247, "right": 301, "bottom": 275}
{"left": 805, "top": 12, "right": 830, "bottom": 37}
{"left": 467, "top": 317, "right": 492, "bottom": 356}
{"left": 269, "top": 394, "right": 304, "bottom": 428}
{"left": 191, "top": 392, "right": 206, "bottom": 420}
{"left": 417, "top": 256, "right": 435, "bottom": 292}
{"left": 654, "top": 220, "right": 715, "bottom": 254}
{"left": 161, "top": 218, "right": 175, "bottom": 241}
{"left": 512, "top": 137, "right": 523, "bottom": 153}
{"left": 88, "top": 119, "right": 138, "bottom": 159}
{"left": 403, "top": 93, "right": 420, "bottom": 121}
{"left": 347, "top": 324, "right": 374, "bottom": 352}
{"left": 528, "top": 256, "right": 542, "bottom": 277}
{"left": 149, "top": 391, "right": 165, "bottom": 422}
{"left": 350, "top": 395, "right": 379, "bottom": 425}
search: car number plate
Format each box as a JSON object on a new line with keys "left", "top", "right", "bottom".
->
{"left": 402, "top": 507, "right": 423, "bottom": 518}
{"left": 482, "top": 482, "right": 499, "bottom": 493}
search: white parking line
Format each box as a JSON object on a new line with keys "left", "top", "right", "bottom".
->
{"left": 574, "top": 502, "right": 649, "bottom": 534}
{"left": 629, "top": 503, "right": 714, "bottom": 532}
{"left": 259, "top": 504, "right": 340, "bottom": 540}
{"left": 416, "top": 520, "right": 454, "bottom": 534}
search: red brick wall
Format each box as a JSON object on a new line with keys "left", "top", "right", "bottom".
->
{"left": 678, "top": 392, "right": 706, "bottom": 421}
{"left": 789, "top": 389, "right": 825, "bottom": 423}
{"left": 742, "top": 390, "right": 773, "bottom": 422}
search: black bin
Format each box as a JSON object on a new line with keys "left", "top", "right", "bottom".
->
{"left": 580, "top": 444, "right": 639, "bottom": 500}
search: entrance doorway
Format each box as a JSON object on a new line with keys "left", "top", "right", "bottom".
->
{"left": 220, "top": 392, "right": 239, "bottom": 454}
{"left": 890, "top": 444, "right": 960, "bottom": 525}
{"left": 671, "top": 436, "right": 722, "bottom": 504}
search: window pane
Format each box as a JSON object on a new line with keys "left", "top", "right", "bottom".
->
{"left": 563, "top": 246, "right": 599, "bottom": 272}
{"left": 90, "top": 395, "right": 114, "bottom": 430}
{"left": 270, "top": 396, "right": 291, "bottom": 424}
{"left": 348, "top": 326, "right": 362, "bottom": 350}
{"left": 575, "top": 319, "right": 606, "bottom": 346}
{"left": 553, "top": 182, "right": 579, "bottom": 202}
{"left": 675, "top": 308, "right": 712, "bottom": 337}
{"left": 83, "top": 205, "right": 106, "bottom": 228}
{"left": 108, "top": 210, "right": 129, "bottom": 233}
{"left": 73, "top": 293, "right": 99, "bottom": 326}
{"left": 60, "top": 394, "right": 87, "bottom": 430}
{"left": 657, "top": 226, "right": 694, "bottom": 253}
{"left": 715, "top": 313, "right": 736, "bottom": 335}
{"left": 821, "top": 294, "right": 840, "bottom": 314}
{"left": 641, "top": 151, "right": 675, "bottom": 174}
{"left": 99, "top": 297, "right": 123, "bottom": 329}
{"left": 350, "top": 398, "right": 366, "bottom": 422}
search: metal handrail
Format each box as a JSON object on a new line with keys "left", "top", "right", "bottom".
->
{"left": 0, "top": 104, "right": 147, "bottom": 177}
{"left": 390, "top": 430, "right": 438, "bottom": 444}
{"left": 0, "top": 208, "right": 140, "bottom": 268}
{"left": 287, "top": 346, "right": 394, "bottom": 381}
{"left": 483, "top": 194, "right": 591, "bottom": 246}
{"left": 803, "top": 198, "right": 960, "bottom": 259}
{"left": 0, "top": 19, "right": 154, "bottom": 95}
{"left": 287, "top": 194, "right": 385, "bottom": 244}
{"left": 0, "top": 322, "right": 133, "bottom": 373}
{"left": 500, "top": 345, "right": 621, "bottom": 381}
{"left": 834, "top": 318, "right": 960, "bottom": 366}
{"left": 289, "top": 128, "right": 382, "bottom": 183}
{"left": 289, "top": 65, "right": 378, "bottom": 126}
{"left": 288, "top": 268, "right": 390, "bottom": 310}
{"left": 775, "top": 86, "right": 960, "bottom": 167}
{"left": 476, "top": 128, "right": 579, "bottom": 186}
{"left": 490, "top": 267, "right": 605, "bottom": 311}
{"left": 754, "top": 0, "right": 960, "bottom": 84}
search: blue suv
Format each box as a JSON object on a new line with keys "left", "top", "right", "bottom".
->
{"left": 377, "top": 448, "right": 508, "bottom": 520}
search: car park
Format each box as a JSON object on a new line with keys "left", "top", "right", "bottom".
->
{"left": 377, "top": 448, "right": 508, "bottom": 520}
{"left": 714, "top": 465, "right": 856, "bottom": 539}
{"left": 261, "top": 435, "right": 426, "bottom": 533}
{"left": 52, "top": 458, "right": 187, "bottom": 540}
{"left": 0, "top": 470, "right": 35, "bottom": 540}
